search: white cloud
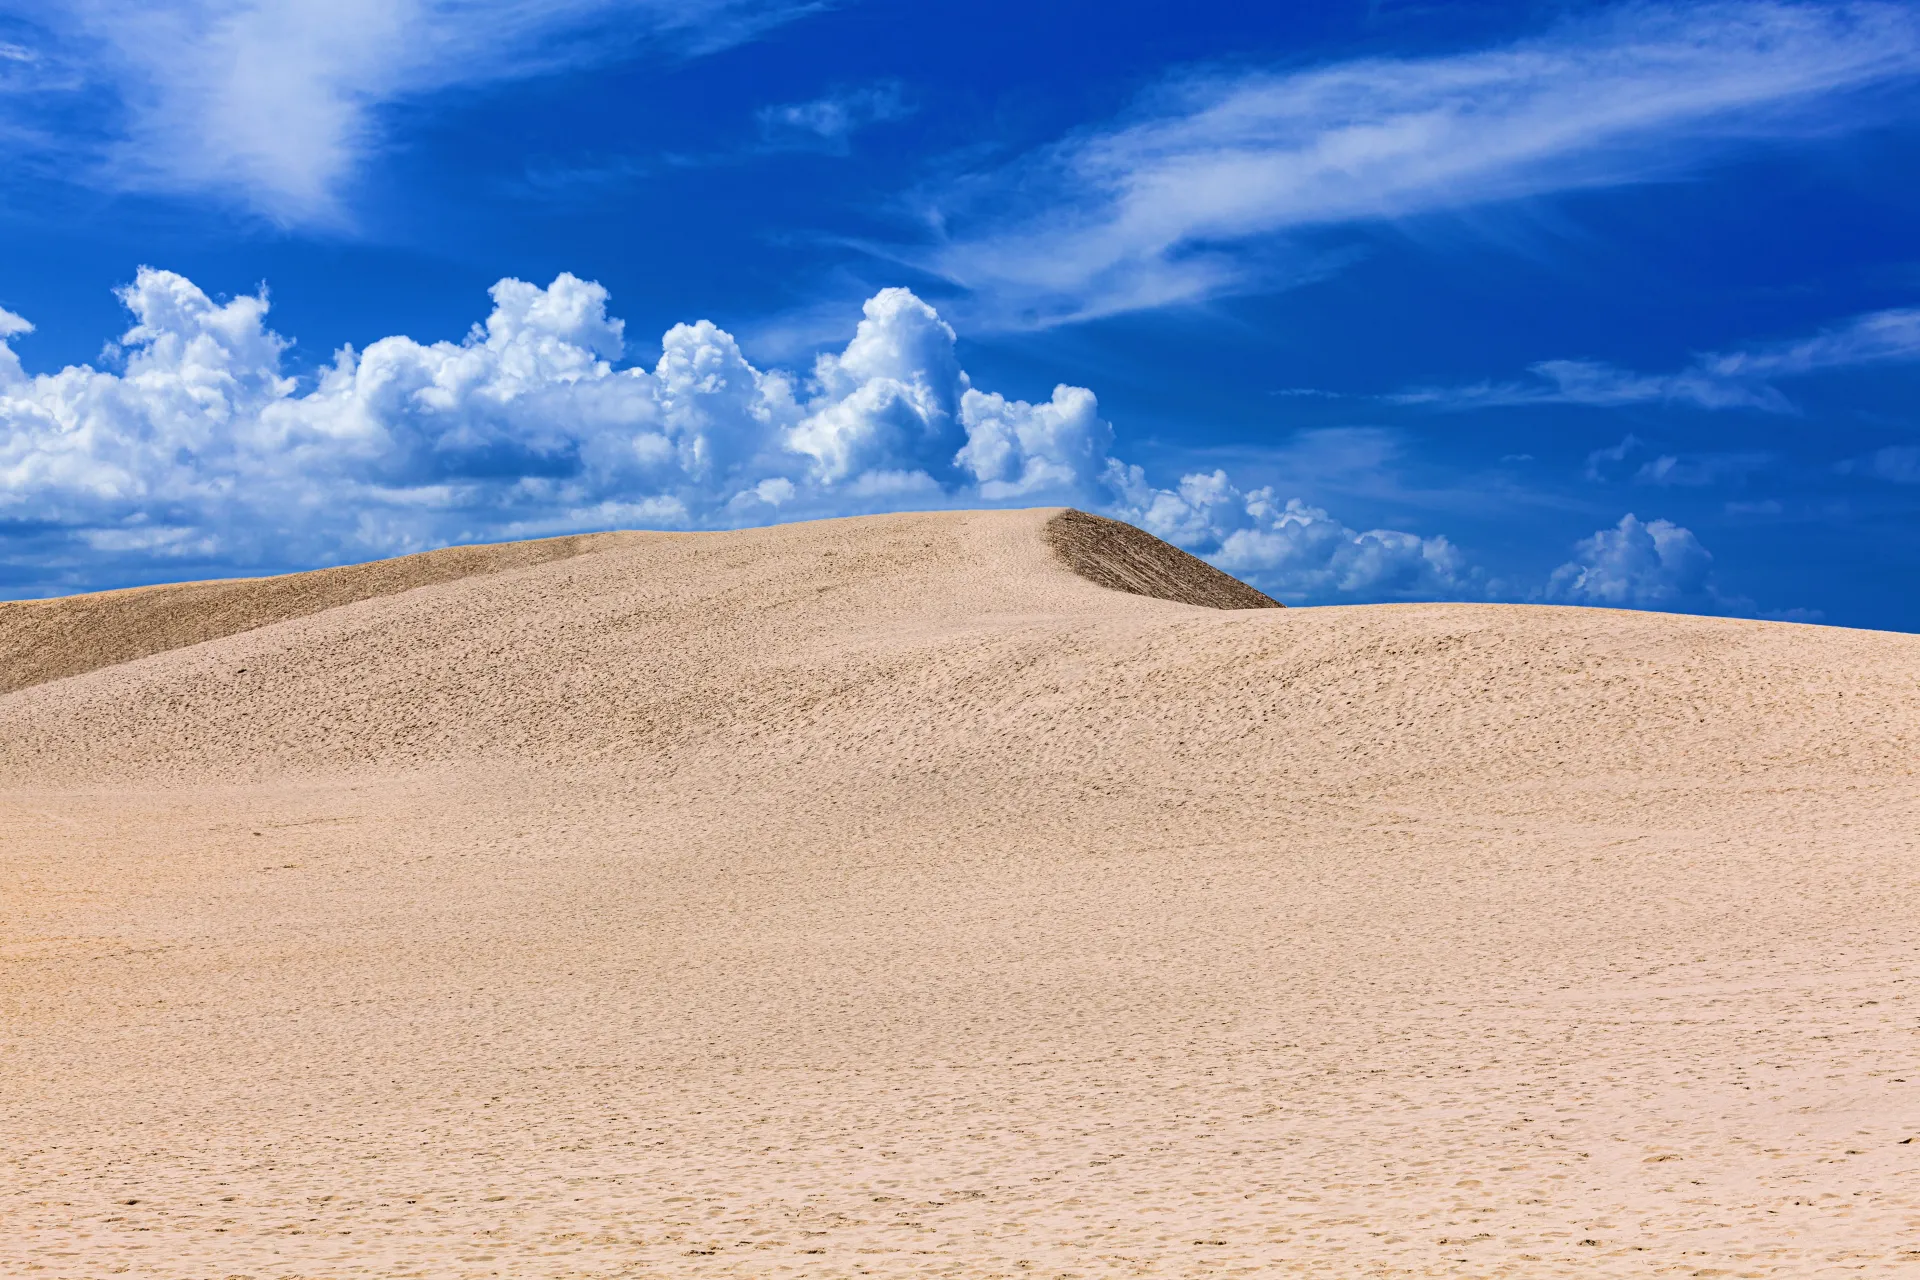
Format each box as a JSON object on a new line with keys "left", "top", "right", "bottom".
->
{"left": 7, "top": 0, "right": 813, "bottom": 225}
{"left": 1582, "top": 434, "right": 1644, "bottom": 480}
{"left": 1102, "top": 463, "right": 1485, "bottom": 602}
{"left": 1397, "top": 306, "right": 1920, "bottom": 412}
{"left": 787, "top": 288, "right": 968, "bottom": 483}
{"left": 957, "top": 386, "right": 1112, "bottom": 500}
{"left": 0, "top": 305, "right": 30, "bottom": 384}
{"left": 1580, "top": 434, "right": 1775, "bottom": 486}
{"left": 911, "top": 2, "right": 1920, "bottom": 325}
{"left": 1545, "top": 513, "right": 1725, "bottom": 609}
{"left": 0, "top": 266, "right": 1500, "bottom": 603}
{"left": 757, "top": 81, "right": 911, "bottom": 150}
{"left": 1633, "top": 452, "right": 1774, "bottom": 486}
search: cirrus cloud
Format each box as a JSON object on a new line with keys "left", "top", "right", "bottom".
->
{"left": 908, "top": 2, "right": 1920, "bottom": 326}
{"left": 0, "top": 0, "right": 818, "bottom": 225}
{"left": 757, "top": 81, "right": 912, "bottom": 152}
{"left": 1395, "top": 306, "right": 1920, "bottom": 412}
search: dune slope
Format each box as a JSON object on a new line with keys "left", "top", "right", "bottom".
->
{"left": 0, "top": 531, "right": 608, "bottom": 696}
{"left": 3, "top": 507, "right": 1916, "bottom": 1279}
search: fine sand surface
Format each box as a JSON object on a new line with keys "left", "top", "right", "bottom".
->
{"left": 2, "top": 507, "right": 1917, "bottom": 1278}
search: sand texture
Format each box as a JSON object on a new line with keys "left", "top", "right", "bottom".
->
{"left": 0, "top": 533, "right": 606, "bottom": 697}
{"left": 2, "top": 506, "right": 1917, "bottom": 1278}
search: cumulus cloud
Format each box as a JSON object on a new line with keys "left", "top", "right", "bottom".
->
{"left": 1102, "top": 463, "right": 1485, "bottom": 602}
{"left": 789, "top": 289, "right": 968, "bottom": 483}
{"left": 0, "top": 270, "right": 1080, "bottom": 568}
{"left": 3, "top": 0, "right": 813, "bottom": 224}
{"left": 912, "top": 2, "right": 1920, "bottom": 324}
{"left": 1545, "top": 513, "right": 1737, "bottom": 610}
{"left": 1397, "top": 306, "right": 1920, "bottom": 412}
{"left": 0, "top": 305, "right": 30, "bottom": 383}
{"left": 958, "top": 385, "right": 1112, "bottom": 501}
{"left": 13, "top": 270, "right": 1817, "bottom": 620}
{"left": 0, "top": 266, "right": 1499, "bottom": 602}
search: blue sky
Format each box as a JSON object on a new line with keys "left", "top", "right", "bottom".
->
{"left": 2, "top": 0, "right": 1919, "bottom": 628}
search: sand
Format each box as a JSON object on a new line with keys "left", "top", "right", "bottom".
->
{"left": 2, "top": 506, "right": 1916, "bottom": 1278}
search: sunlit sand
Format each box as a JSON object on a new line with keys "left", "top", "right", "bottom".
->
{"left": 4, "top": 508, "right": 1916, "bottom": 1277}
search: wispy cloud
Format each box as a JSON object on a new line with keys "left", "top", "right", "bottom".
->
{"left": 757, "top": 80, "right": 912, "bottom": 153}
{"left": 1394, "top": 305, "right": 1920, "bottom": 411}
{"left": 1838, "top": 443, "right": 1920, "bottom": 482}
{"left": 0, "top": 38, "right": 41, "bottom": 75}
{"left": 1633, "top": 452, "right": 1775, "bottom": 486}
{"left": 0, "top": 0, "right": 818, "bottom": 226}
{"left": 906, "top": 2, "right": 1920, "bottom": 326}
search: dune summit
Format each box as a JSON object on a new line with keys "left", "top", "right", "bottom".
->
{"left": 3, "top": 507, "right": 1916, "bottom": 1278}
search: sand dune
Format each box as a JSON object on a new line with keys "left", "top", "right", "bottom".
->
{"left": 0, "top": 532, "right": 608, "bottom": 697}
{"left": 3, "top": 507, "right": 1916, "bottom": 1278}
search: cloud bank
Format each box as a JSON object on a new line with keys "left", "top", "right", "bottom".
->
{"left": 913, "top": 2, "right": 1920, "bottom": 325}
{"left": 0, "top": 268, "right": 1471, "bottom": 600}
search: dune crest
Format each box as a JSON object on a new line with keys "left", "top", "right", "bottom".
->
{"left": 3, "top": 508, "right": 1917, "bottom": 1279}
{"left": 1044, "top": 507, "right": 1281, "bottom": 609}
{"left": 0, "top": 532, "right": 608, "bottom": 696}
{"left": 0, "top": 508, "right": 1268, "bottom": 699}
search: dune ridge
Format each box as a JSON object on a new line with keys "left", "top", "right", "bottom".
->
{"left": 1043, "top": 507, "right": 1281, "bottom": 609}
{"left": 0, "top": 508, "right": 1270, "bottom": 699}
{"left": 3, "top": 507, "right": 1916, "bottom": 1278}
{"left": 0, "top": 532, "right": 610, "bottom": 696}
